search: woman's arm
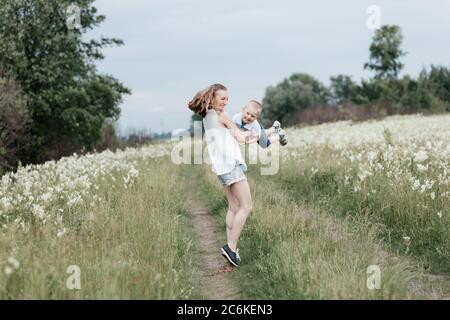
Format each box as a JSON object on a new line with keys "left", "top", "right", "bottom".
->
{"left": 218, "top": 112, "right": 255, "bottom": 144}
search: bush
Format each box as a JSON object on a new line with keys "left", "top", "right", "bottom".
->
{"left": 420, "top": 65, "right": 450, "bottom": 112}
{"left": 262, "top": 73, "right": 330, "bottom": 127}
{"left": 329, "top": 75, "right": 362, "bottom": 104}
{"left": 421, "top": 65, "right": 450, "bottom": 104}
{"left": 295, "top": 102, "right": 392, "bottom": 125}
{"left": 118, "top": 128, "right": 155, "bottom": 148}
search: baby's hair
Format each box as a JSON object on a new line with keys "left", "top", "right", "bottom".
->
{"left": 188, "top": 83, "right": 227, "bottom": 118}
{"left": 246, "top": 100, "right": 263, "bottom": 113}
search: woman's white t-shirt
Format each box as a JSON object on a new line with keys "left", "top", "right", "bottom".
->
{"left": 203, "top": 108, "right": 247, "bottom": 176}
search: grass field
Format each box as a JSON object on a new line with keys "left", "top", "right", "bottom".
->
{"left": 1, "top": 113, "right": 449, "bottom": 299}
{"left": 0, "top": 149, "right": 201, "bottom": 299}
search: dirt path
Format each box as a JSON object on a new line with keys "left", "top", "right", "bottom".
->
{"left": 187, "top": 198, "right": 241, "bottom": 300}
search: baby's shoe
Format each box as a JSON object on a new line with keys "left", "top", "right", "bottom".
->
{"left": 278, "top": 129, "right": 288, "bottom": 146}
{"left": 272, "top": 121, "right": 281, "bottom": 134}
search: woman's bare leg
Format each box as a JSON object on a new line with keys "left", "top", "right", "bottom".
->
{"left": 228, "top": 179, "right": 253, "bottom": 252}
{"left": 224, "top": 186, "right": 239, "bottom": 242}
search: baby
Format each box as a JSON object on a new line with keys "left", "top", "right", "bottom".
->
{"left": 232, "top": 100, "right": 287, "bottom": 148}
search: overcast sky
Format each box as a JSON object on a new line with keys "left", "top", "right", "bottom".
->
{"left": 86, "top": 0, "right": 450, "bottom": 135}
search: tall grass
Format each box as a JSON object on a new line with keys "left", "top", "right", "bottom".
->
{"left": 198, "top": 163, "right": 426, "bottom": 299}
{"left": 277, "top": 147, "right": 450, "bottom": 272}
{"left": 0, "top": 156, "right": 200, "bottom": 299}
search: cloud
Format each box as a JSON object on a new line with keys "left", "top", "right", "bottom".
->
{"left": 89, "top": 0, "right": 450, "bottom": 134}
{"left": 117, "top": 90, "right": 191, "bottom": 133}
{"left": 122, "top": 90, "right": 163, "bottom": 112}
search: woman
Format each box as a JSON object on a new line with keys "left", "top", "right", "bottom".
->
{"left": 188, "top": 83, "right": 254, "bottom": 267}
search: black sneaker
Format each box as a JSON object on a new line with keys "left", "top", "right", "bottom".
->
{"left": 221, "top": 244, "right": 241, "bottom": 267}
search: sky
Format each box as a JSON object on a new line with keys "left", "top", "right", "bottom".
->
{"left": 86, "top": 0, "right": 450, "bottom": 135}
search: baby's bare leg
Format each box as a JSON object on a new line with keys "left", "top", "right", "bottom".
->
{"left": 270, "top": 135, "right": 281, "bottom": 145}
{"left": 265, "top": 127, "right": 275, "bottom": 136}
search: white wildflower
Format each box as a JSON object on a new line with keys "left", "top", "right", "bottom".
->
{"left": 344, "top": 175, "right": 350, "bottom": 186}
{"left": 424, "top": 179, "right": 435, "bottom": 189}
{"left": 123, "top": 167, "right": 139, "bottom": 187}
{"left": 414, "top": 150, "right": 428, "bottom": 163}
{"left": 67, "top": 193, "right": 82, "bottom": 207}
{"left": 57, "top": 228, "right": 67, "bottom": 237}
{"left": 4, "top": 266, "right": 14, "bottom": 276}
{"left": 0, "top": 197, "right": 12, "bottom": 212}
{"left": 32, "top": 204, "right": 45, "bottom": 220}
{"left": 7, "top": 256, "right": 20, "bottom": 269}
{"left": 411, "top": 179, "right": 421, "bottom": 191}
{"left": 358, "top": 170, "right": 372, "bottom": 182}
{"left": 367, "top": 151, "right": 377, "bottom": 162}
{"left": 40, "top": 192, "right": 53, "bottom": 203}
{"left": 419, "top": 185, "right": 426, "bottom": 193}
{"left": 417, "top": 164, "right": 428, "bottom": 172}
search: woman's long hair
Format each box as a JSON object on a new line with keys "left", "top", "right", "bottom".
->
{"left": 188, "top": 83, "right": 227, "bottom": 118}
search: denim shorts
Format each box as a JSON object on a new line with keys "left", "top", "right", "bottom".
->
{"left": 217, "top": 163, "right": 247, "bottom": 187}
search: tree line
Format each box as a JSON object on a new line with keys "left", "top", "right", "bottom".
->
{"left": 261, "top": 25, "right": 450, "bottom": 127}
{"left": 2, "top": 4, "right": 449, "bottom": 175}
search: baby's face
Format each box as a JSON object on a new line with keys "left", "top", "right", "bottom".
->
{"left": 242, "top": 104, "right": 260, "bottom": 124}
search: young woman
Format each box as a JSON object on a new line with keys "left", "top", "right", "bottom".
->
{"left": 188, "top": 83, "right": 254, "bottom": 267}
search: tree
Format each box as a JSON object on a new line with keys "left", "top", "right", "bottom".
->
{"left": 420, "top": 65, "right": 450, "bottom": 106}
{"left": 0, "top": 78, "right": 31, "bottom": 174}
{"left": 189, "top": 113, "right": 203, "bottom": 135}
{"left": 262, "top": 73, "right": 330, "bottom": 126}
{"left": 398, "top": 75, "right": 433, "bottom": 113}
{"left": 364, "top": 25, "right": 407, "bottom": 80}
{"left": 0, "top": 0, "right": 130, "bottom": 164}
{"left": 329, "top": 75, "right": 362, "bottom": 104}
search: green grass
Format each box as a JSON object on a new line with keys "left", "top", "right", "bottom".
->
{"left": 198, "top": 163, "right": 440, "bottom": 299}
{"left": 276, "top": 148, "right": 450, "bottom": 272}
{"left": 0, "top": 156, "right": 201, "bottom": 299}
{"left": 3, "top": 140, "right": 448, "bottom": 299}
